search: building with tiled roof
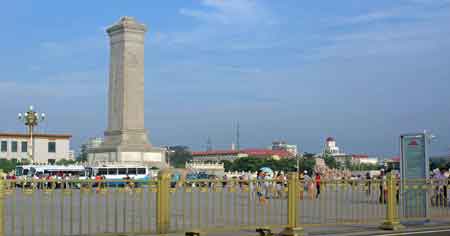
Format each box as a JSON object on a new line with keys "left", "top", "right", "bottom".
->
{"left": 0, "top": 132, "right": 72, "bottom": 163}
{"left": 191, "top": 148, "right": 294, "bottom": 162}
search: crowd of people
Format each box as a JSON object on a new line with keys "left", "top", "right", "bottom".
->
{"left": 3, "top": 167, "right": 450, "bottom": 208}
{"left": 2, "top": 172, "right": 139, "bottom": 190}
{"left": 4, "top": 172, "right": 83, "bottom": 189}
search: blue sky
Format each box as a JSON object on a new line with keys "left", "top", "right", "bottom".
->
{"left": 1, "top": 0, "right": 449, "bottom": 157}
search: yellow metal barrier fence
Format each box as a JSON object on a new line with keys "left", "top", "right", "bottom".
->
{"left": 0, "top": 177, "right": 159, "bottom": 236}
{"left": 0, "top": 171, "right": 450, "bottom": 236}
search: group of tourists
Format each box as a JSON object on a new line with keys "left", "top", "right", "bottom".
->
{"left": 4, "top": 166, "right": 450, "bottom": 208}
{"left": 3, "top": 172, "right": 140, "bottom": 190}
{"left": 5, "top": 172, "right": 84, "bottom": 189}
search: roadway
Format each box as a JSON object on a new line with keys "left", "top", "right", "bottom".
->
{"left": 366, "top": 229, "right": 450, "bottom": 236}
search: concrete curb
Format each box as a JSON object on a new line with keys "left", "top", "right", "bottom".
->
{"left": 310, "top": 225, "right": 450, "bottom": 236}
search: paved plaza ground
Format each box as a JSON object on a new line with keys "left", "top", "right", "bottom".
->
{"left": 2, "top": 184, "right": 449, "bottom": 236}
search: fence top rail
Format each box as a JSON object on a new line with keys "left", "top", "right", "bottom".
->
{"left": 1, "top": 179, "right": 158, "bottom": 184}
{"left": 1, "top": 176, "right": 443, "bottom": 185}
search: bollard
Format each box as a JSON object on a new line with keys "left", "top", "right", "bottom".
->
{"left": 0, "top": 170, "right": 5, "bottom": 236}
{"left": 157, "top": 169, "right": 171, "bottom": 234}
{"left": 379, "top": 173, "right": 404, "bottom": 230}
{"left": 279, "top": 173, "right": 304, "bottom": 236}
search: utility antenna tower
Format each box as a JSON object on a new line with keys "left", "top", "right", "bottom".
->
{"left": 236, "top": 121, "right": 240, "bottom": 151}
{"left": 206, "top": 136, "right": 212, "bottom": 151}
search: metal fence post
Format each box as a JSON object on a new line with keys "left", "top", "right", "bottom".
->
{"left": 379, "top": 173, "right": 404, "bottom": 230}
{"left": 280, "top": 172, "right": 304, "bottom": 236}
{"left": 157, "top": 169, "right": 171, "bottom": 234}
{"left": 0, "top": 170, "right": 5, "bottom": 236}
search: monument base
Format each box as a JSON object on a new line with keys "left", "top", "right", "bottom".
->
{"left": 88, "top": 146, "right": 168, "bottom": 169}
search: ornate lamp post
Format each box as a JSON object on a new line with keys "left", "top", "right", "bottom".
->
{"left": 18, "top": 106, "right": 45, "bottom": 163}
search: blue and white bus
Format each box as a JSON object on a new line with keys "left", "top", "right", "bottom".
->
{"left": 15, "top": 165, "right": 34, "bottom": 177}
{"left": 28, "top": 165, "right": 87, "bottom": 177}
{"left": 85, "top": 164, "right": 150, "bottom": 185}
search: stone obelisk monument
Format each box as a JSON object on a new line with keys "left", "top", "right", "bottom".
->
{"left": 88, "top": 17, "right": 166, "bottom": 168}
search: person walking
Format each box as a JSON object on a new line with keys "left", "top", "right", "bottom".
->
{"left": 365, "top": 172, "right": 372, "bottom": 197}
{"left": 299, "top": 172, "right": 305, "bottom": 200}
{"left": 275, "top": 171, "right": 284, "bottom": 199}
{"left": 222, "top": 175, "right": 228, "bottom": 188}
{"left": 304, "top": 171, "right": 313, "bottom": 199}
{"left": 315, "top": 173, "right": 321, "bottom": 199}
{"left": 95, "top": 174, "right": 102, "bottom": 193}
{"left": 257, "top": 171, "right": 267, "bottom": 204}
{"left": 379, "top": 170, "right": 386, "bottom": 204}
{"left": 247, "top": 173, "right": 255, "bottom": 201}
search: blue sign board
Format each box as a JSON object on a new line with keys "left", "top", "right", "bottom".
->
{"left": 400, "top": 133, "right": 429, "bottom": 219}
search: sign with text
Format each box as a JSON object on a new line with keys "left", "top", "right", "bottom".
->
{"left": 400, "top": 133, "right": 429, "bottom": 219}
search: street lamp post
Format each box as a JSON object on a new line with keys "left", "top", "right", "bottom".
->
{"left": 18, "top": 106, "right": 45, "bottom": 163}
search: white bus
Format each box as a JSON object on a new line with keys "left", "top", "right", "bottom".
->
{"left": 85, "top": 164, "right": 150, "bottom": 182}
{"left": 28, "top": 165, "right": 87, "bottom": 177}
{"left": 15, "top": 165, "right": 34, "bottom": 177}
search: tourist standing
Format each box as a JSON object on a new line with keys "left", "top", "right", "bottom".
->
{"left": 275, "top": 171, "right": 284, "bottom": 199}
{"left": 222, "top": 175, "right": 228, "bottom": 188}
{"left": 315, "top": 173, "right": 321, "bottom": 199}
{"left": 299, "top": 172, "right": 305, "bottom": 200}
{"left": 379, "top": 170, "right": 386, "bottom": 204}
{"left": 365, "top": 172, "right": 372, "bottom": 196}
{"left": 304, "top": 171, "right": 313, "bottom": 199}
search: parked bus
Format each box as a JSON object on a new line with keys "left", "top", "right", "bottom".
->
{"left": 13, "top": 165, "right": 86, "bottom": 188}
{"left": 28, "top": 165, "right": 87, "bottom": 177}
{"left": 85, "top": 164, "right": 150, "bottom": 187}
{"left": 15, "top": 165, "right": 34, "bottom": 177}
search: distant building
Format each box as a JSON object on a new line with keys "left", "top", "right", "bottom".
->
{"left": 322, "top": 136, "right": 378, "bottom": 166}
{"left": 351, "top": 155, "right": 379, "bottom": 165}
{"left": 86, "top": 137, "right": 103, "bottom": 149}
{"left": 191, "top": 150, "right": 244, "bottom": 162}
{"left": 384, "top": 157, "right": 400, "bottom": 171}
{"left": 271, "top": 141, "right": 298, "bottom": 156}
{"left": 167, "top": 145, "right": 190, "bottom": 152}
{"left": 325, "top": 137, "right": 342, "bottom": 155}
{"left": 68, "top": 150, "right": 75, "bottom": 160}
{"left": 185, "top": 161, "right": 225, "bottom": 175}
{"left": 331, "top": 154, "right": 378, "bottom": 167}
{"left": 191, "top": 148, "right": 293, "bottom": 162}
{"left": 0, "top": 132, "right": 72, "bottom": 163}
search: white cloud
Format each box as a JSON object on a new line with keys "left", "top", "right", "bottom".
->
{"left": 308, "top": 0, "right": 450, "bottom": 61}
{"left": 160, "top": 0, "right": 277, "bottom": 47}
{"left": 408, "top": 0, "right": 450, "bottom": 4}
{"left": 330, "top": 0, "right": 449, "bottom": 26}
{"left": 308, "top": 24, "right": 449, "bottom": 61}
{"left": 179, "top": 0, "right": 272, "bottom": 26}
{"left": 39, "top": 36, "right": 105, "bottom": 58}
{"left": 212, "top": 65, "right": 262, "bottom": 73}
{"left": 338, "top": 10, "right": 400, "bottom": 24}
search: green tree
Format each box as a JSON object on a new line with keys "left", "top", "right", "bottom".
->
{"left": 0, "top": 158, "right": 31, "bottom": 173}
{"left": 55, "top": 159, "right": 77, "bottom": 165}
{"left": 344, "top": 156, "right": 352, "bottom": 169}
{"left": 223, "top": 156, "right": 299, "bottom": 172}
{"left": 323, "top": 150, "right": 338, "bottom": 169}
{"left": 168, "top": 146, "right": 193, "bottom": 168}
{"left": 222, "top": 160, "right": 233, "bottom": 172}
{"left": 303, "top": 153, "right": 315, "bottom": 159}
{"left": 430, "top": 158, "right": 448, "bottom": 171}
{"left": 0, "top": 159, "right": 17, "bottom": 173}
{"left": 77, "top": 144, "right": 88, "bottom": 162}
{"left": 229, "top": 157, "right": 265, "bottom": 172}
